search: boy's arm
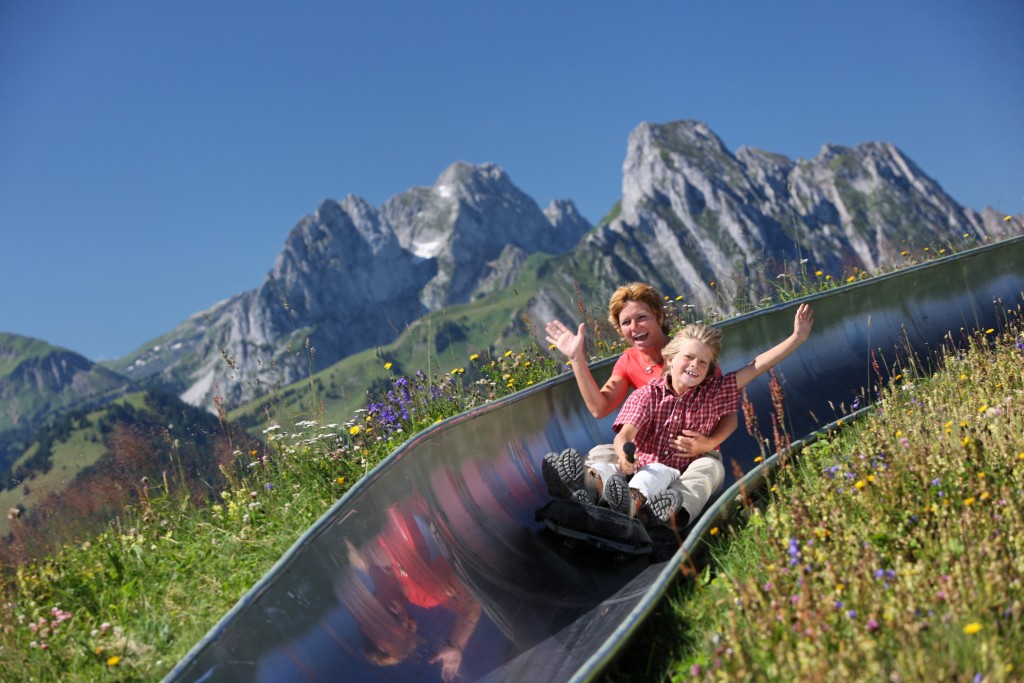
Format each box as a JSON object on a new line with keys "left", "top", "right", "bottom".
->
{"left": 735, "top": 304, "right": 814, "bottom": 390}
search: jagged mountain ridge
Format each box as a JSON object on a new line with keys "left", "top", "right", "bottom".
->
{"left": 101, "top": 120, "right": 1012, "bottom": 415}
{"left": 577, "top": 120, "right": 1007, "bottom": 308}
{"left": 109, "top": 162, "right": 592, "bottom": 408}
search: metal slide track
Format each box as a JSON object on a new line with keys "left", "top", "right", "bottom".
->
{"left": 166, "top": 236, "right": 1024, "bottom": 683}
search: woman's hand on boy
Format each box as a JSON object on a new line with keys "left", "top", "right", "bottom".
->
{"left": 673, "top": 430, "right": 713, "bottom": 457}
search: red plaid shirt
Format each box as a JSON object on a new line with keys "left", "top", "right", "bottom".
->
{"left": 612, "top": 372, "right": 739, "bottom": 471}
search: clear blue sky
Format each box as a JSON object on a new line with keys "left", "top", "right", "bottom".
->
{"left": 2, "top": 0, "right": 1021, "bottom": 361}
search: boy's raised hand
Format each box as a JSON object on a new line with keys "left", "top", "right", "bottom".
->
{"left": 794, "top": 303, "right": 814, "bottom": 341}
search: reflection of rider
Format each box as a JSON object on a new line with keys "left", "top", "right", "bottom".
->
{"left": 339, "top": 504, "right": 481, "bottom": 682}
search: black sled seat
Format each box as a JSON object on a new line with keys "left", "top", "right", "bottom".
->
{"left": 535, "top": 499, "right": 684, "bottom": 560}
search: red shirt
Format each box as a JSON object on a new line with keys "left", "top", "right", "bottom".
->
{"left": 612, "top": 347, "right": 663, "bottom": 389}
{"left": 612, "top": 372, "right": 739, "bottom": 471}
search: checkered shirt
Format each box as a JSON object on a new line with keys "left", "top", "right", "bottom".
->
{"left": 612, "top": 372, "right": 739, "bottom": 471}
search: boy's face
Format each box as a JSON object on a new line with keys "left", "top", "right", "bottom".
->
{"left": 669, "top": 339, "right": 714, "bottom": 390}
{"left": 618, "top": 300, "right": 661, "bottom": 352}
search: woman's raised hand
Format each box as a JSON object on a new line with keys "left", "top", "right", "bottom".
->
{"left": 545, "top": 320, "right": 586, "bottom": 362}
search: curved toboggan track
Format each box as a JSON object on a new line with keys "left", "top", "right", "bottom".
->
{"left": 166, "top": 235, "right": 1024, "bottom": 683}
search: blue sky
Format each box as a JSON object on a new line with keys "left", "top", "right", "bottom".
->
{"left": 2, "top": 0, "right": 1022, "bottom": 361}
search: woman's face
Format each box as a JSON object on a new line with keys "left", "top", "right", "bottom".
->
{"left": 618, "top": 300, "right": 662, "bottom": 352}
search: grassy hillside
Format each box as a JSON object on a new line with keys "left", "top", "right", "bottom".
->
{"left": 228, "top": 252, "right": 578, "bottom": 432}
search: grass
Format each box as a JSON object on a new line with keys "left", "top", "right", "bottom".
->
{"left": 0, "top": 231, "right": 1019, "bottom": 681}
{"left": 603, "top": 316, "right": 1024, "bottom": 682}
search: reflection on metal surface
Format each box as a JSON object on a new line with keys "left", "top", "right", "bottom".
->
{"left": 166, "top": 236, "right": 1024, "bottom": 683}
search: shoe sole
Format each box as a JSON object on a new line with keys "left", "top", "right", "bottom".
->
{"left": 604, "top": 474, "right": 634, "bottom": 517}
{"left": 648, "top": 491, "right": 682, "bottom": 524}
{"left": 542, "top": 448, "right": 584, "bottom": 499}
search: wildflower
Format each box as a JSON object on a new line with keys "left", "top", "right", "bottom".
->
{"left": 754, "top": 456, "right": 763, "bottom": 463}
{"left": 504, "top": 350, "right": 513, "bottom": 357}
{"left": 787, "top": 538, "right": 800, "bottom": 565}
{"left": 899, "top": 437, "right": 910, "bottom": 449}
{"left": 107, "top": 655, "right": 121, "bottom": 666}
{"left": 384, "top": 362, "right": 392, "bottom": 369}
{"left": 847, "top": 276, "right": 856, "bottom": 283}
{"left": 337, "top": 476, "right": 345, "bottom": 485}
{"left": 469, "top": 353, "right": 479, "bottom": 361}
{"left": 964, "top": 497, "right": 975, "bottom": 506}
{"left": 349, "top": 425, "right": 361, "bottom": 436}
{"left": 867, "top": 619, "right": 880, "bottom": 632}
{"left": 985, "top": 328, "right": 994, "bottom": 334}
{"left": 249, "top": 491, "right": 258, "bottom": 499}
{"left": 675, "top": 295, "right": 683, "bottom": 301}
{"left": 710, "top": 527, "right": 719, "bottom": 535}
{"left": 264, "top": 483, "right": 273, "bottom": 491}
{"left": 854, "top": 480, "right": 866, "bottom": 490}
{"left": 963, "top": 622, "right": 983, "bottom": 635}
{"left": 815, "top": 270, "right": 823, "bottom": 276}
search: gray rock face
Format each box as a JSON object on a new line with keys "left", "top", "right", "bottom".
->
{"left": 589, "top": 120, "right": 1000, "bottom": 307}
{"left": 117, "top": 163, "right": 591, "bottom": 408}
{"left": 110, "top": 120, "right": 1013, "bottom": 411}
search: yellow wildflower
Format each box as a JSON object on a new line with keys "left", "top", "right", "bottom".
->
{"left": 349, "top": 425, "right": 360, "bottom": 436}
{"left": 384, "top": 362, "right": 392, "bottom": 370}
{"left": 963, "top": 622, "right": 982, "bottom": 635}
{"left": 107, "top": 656, "right": 121, "bottom": 666}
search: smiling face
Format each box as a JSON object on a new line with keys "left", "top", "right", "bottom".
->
{"left": 617, "top": 300, "right": 664, "bottom": 354}
{"left": 669, "top": 338, "right": 714, "bottom": 391}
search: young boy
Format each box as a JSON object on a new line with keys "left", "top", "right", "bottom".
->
{"left": 598, "top": 303, "right": 813, "bottom": 528}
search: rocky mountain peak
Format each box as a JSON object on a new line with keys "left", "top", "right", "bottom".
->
{"left": 600, "top": 120, "right": 1002, "bottom": 310}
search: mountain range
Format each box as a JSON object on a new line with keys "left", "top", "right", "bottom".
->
{"left": 1, "top": 118, "right": 1015, "bottom": 478}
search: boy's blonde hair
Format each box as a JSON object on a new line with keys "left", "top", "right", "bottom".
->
{"left": 662, "top": 323, "right": 723, "bottom": 377}
{"left": 607, "top": 282, "right": 670, "bottom": 335}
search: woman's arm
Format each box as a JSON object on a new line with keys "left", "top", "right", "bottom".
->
{"left": 546, "top": 319, "right": 630, "bottom": 418}
{"left": 734, "top": 304, "right": 814, "bottom": 390}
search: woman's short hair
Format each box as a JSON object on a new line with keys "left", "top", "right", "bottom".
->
{"left": 607, "top": 282, "right": 669, "bottom": 335}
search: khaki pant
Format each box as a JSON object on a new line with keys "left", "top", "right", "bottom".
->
{"left": 584, "top": 444, "right": 725, "bottom": 520}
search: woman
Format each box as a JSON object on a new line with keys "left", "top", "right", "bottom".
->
{"left": 542, "top": 282, "right": 738, "bottom": 522}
